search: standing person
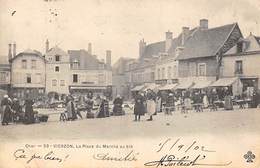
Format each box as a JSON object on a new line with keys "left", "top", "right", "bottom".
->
{"left": 251, "top": 89, "right": 259, "bottom": 108}
{"left": 12, "top": 98, "right": 23, "bottom": 122}
{"left": 203, "top": 93, "right": 209, "bottom": 108}
{"left": 113, "top": 95, "right": 123, "bottom": 116}
{"left": 24, "top": 96, "right": 35, "bottom": 124}
{"left": 155, "top": 92, "right": 162, "bottom": 114}
{"left": 66, "top": 95, "right": 77, "bottom": 121}
{"left": 134, "top": 92, "right": 145, "bottom": 121}
{"left": 146, "top": 89, "right": 156, "bottom": 121}
{"left": 165, "top": 93, "right": 175, "bottom": 115}
{"left": 1, "top": 95, "right": 12, "bottom": 125}
{"left": 85, "top": 95, "right": 94, "bottom": 118}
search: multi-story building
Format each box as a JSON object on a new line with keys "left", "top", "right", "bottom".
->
{"left": 11, "top": 48, "right": 46, "bottom": 99}
{"left": 112, "top": 57, "right": 137, "bottom": 99}
{"left": 68, "top": 47, "right": 112, "bottom": 97}
{"left": 0, "top": 56, "right": 11, "bottom": 98}
{"left": 221, "top": 33, "right": 260, "bottom": 91}
{"left": 175, "top": 19, "right": 243, "bottom": 89}
{"left": 45, "top": 45, "right": 70, "bottom": 95}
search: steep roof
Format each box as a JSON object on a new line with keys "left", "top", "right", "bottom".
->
{"left": 68, "top": 49, "right": 106, "bottom": 70}
{"left": 142, "top": 41, "right": 165, "bottom": 59}
{"left": 176, "top": 23, "right": 238, "bottom": 60}
{"left": 10, "top": 49, "right": 45, "bottom": 62}
{"left": 47, "top": 46, "right": 68, "bottom": 56}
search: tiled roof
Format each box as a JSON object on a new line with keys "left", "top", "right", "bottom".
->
{"left": 176, "top": 23, "right": 237, "bottom": 60}
{"left": 142, "top": 41, "right": 165, "bottom": 58}
{"left": 47, "top": 46, "right": 68, "bottom": 56}
{"left": 68, "top": 49, "right": 106, "bottom": 70}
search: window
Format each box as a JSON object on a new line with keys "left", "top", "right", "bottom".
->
{"left": 98, "top": 74, "right": 105, "bottom": 84}
{"left": 22, "top": 60, "right": 27, "bottom": 69}
{"left": 72, "top": 60, "right": 79, "bottom": 69}
{"left": 237, "top": 42, "right": 243, "bottom": 53}
{"left": 60, "top": 80, "right": 65, "bottom": 86}
{"left": 167, "top": 66, "right": 172, "bottom": 79}
{"left": 189, "top": 62, "right": 197, "bottom": 76}
{"left": 198, "top": 63, "right": 206, "bottom": 76}
{"left": 55, "top": 66, "right": 59, "bottom": 72}
{"left": 157, "top": 69, "right": 161, "bottom": 80}
{"left": 55, "top": 55, "right": 60, "bottom": 61}
{"left": 26, "top": 74, "right": 31, "bottom": 83}
{"left": 31, "top": 60, "right": 36, "bottom": 69}
{"left": 52, "top": 79, "right": 57, "bottom": 86}
{"left": 36, "top": 73, "right": 41, "bottom": 83}
{"left": 0, "top": 72, "right": 6, "bottom": 82}
{"left": 162, "top": 68, "right": 165, "bottom": 79}
{"left": 73, "top": 74, "right": 78, "bottom": 83}
{"left": 235, "top": 60, "right": 243, "bottom": 74}
{"left": 173, "top": 65, "right": 177, "bottom": 78}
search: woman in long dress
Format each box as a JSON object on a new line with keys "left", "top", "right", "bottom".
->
{"left": 1, "top": 95, "right": 12, "bottom": 125}
{"left": 146, "top": 89, "right": 156, "bottom": 121}
{"left": 134, "top": 92, "right": 145, "bottom": 121}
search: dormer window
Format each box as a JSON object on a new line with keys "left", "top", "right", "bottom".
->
{"left": 237, "top": 42, "right": 243, "bottom": 53}
{"left": 55, "top": 55, "right": 60, "bottom": 62}
{"left": 72, "top": 60, "right": 79, "bottom": 69}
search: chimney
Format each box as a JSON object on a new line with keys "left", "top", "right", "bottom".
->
{"left": 45, "top": 39, "right": 49, "bottom": 53}
{"left": 88, "top": 43, "right": 92, "bottom": 55}
{"left": 199, "top": 19, "right": 208, "bottom": 30}
{"left": 8, "top": 43, "right": 12, "bottom": 61}
{"left": 13, "top": 42, "right": 16, "bottom": 57}
{"left": 106, "top": 50, "right": 111, "bottom": 67}
{"left": 165, "top": 30, "right": 173, "bottom": 52}
{"left": 139, "top": 39, "right": 146, "bottom": 58}
{"left": 182, "top": 27, "right": 190, "bottom": 46}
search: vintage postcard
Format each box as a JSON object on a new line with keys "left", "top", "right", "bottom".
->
{"left": 0, "top": 0, "right": 259, "bottom": 167}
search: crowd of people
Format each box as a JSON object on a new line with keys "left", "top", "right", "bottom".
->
{"left": 1, "top": 87, "right": 259, "bottom": 126}
{"left": 0, "top": 94, "right": 35, "bottom": 125}
{"left": 132, "top": 87, "right": 260, "bottom": 121}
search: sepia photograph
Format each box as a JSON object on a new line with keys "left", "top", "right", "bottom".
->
{"left": 0, "top": 0, "right": 259, "bottom": 167}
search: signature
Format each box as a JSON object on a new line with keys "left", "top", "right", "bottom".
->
{"left": 13, "top": 149, "right": 70, "bottom": 164}
{"left": 144, "top": 154, "right": 232, "bottom": 167}
{"left": 93, "top": 150, "right": 139, "bottom": 161}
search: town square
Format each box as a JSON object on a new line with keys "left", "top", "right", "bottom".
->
{"left": 0, "top": 0, "right": 260, "bottom": 168}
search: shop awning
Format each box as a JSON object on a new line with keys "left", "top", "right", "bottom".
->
{"left": 192, "top": 80, "right": 213, "bottom": 89}
{"left": 159, "top": 83, "right": 178, "bottom": 91}
{"left": 175, "top": 81, "right": 194, "bottom": 89}
{"left": 143, "top": 83, "right": 160, "bottom": 91}
{"left": 209, "top": 77, "right": 238, "bottom": 87}
{"left": 70, "top": 86, "right": 107, "bottom": 90}
{"left": 131, "top": 85, "right": 146, "bottom": 91}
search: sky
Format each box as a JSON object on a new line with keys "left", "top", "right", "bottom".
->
{"left": 1, "top": 0, "right": 260, "bottom": 64}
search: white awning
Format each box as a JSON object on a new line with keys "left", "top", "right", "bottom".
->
{"left": 159, "top": 83, "right": 178, "bottom": 91}
{"left": 209, "top": 77, "right": 238, "bottom": 87}
{"left": 175, "top": 81, "right": 194, "bottom": 89}
{"left": 70, "top": 86, "right": 107, "bottom": 90}
{"left": 131, "top": 85, "right": 146, "bottom": 91}
{"left": 143, "top": 83, "right": 160, "bottom": 91}
{"left": 192, "top": 80, "right": 213, "bottom": 89}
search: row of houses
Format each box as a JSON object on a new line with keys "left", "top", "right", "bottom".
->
{"left": 0, "top": 41, "right": 112, "bottom": 99}
{"left": 113, "top": 19, "right": 260, "bottom": 99}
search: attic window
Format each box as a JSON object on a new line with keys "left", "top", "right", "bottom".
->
{"left": 237, "top": 42, "right": 243, "bottom": 53}
{"left": 55, "top": 55, "right": 60, "bottom": 61}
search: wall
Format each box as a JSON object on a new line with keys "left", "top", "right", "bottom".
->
{"left": 155, "top": 58, "right": 178, "bottom": 81}
{"left": 11, "top": 54, "right": 45, "bottom": 88}
{"left": 45, "top": 49, "right": 70, "bottom": 94}
{"left": 222, "top": 53, "right": 260, "bottom": 88}
{"left": 178, "top": 57, "right": 217, "bottom": 77}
